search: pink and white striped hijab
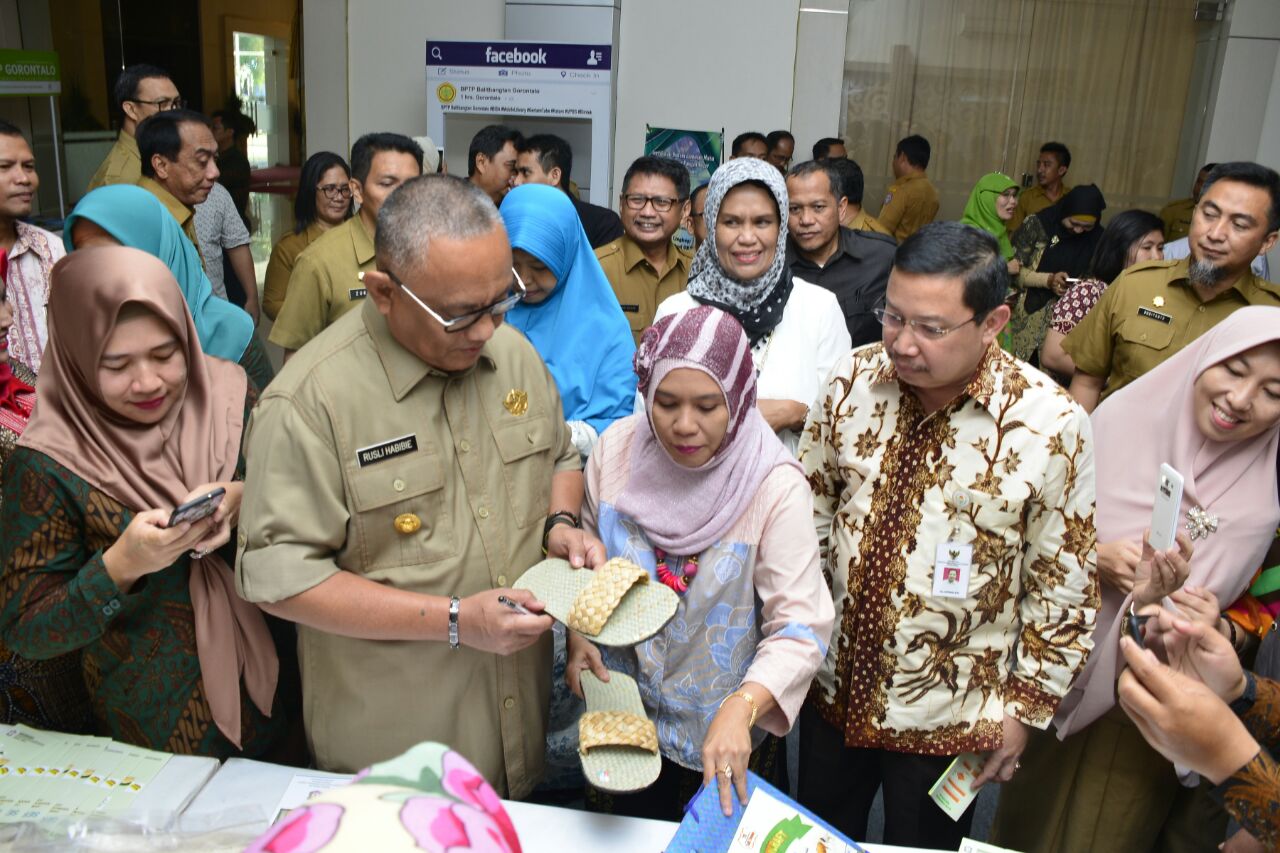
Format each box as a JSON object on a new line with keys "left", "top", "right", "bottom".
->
{"left": 617, "top": 306, "right": 798, "bottom": 555}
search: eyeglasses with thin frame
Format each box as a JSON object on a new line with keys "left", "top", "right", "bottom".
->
{"left": 317, "top": 183, "right": 353, "bottom": 200}
{"left": 622, "top": 193, "right": 680, "bottom": 213}
{"left": 873, "top": 306, "right": 977, "bottom": 341}
{"left": 128, "top": 96, "right": 186, "bottom": 112}
{"left": 386, "top": 267, "right": 526, "bottom": 333}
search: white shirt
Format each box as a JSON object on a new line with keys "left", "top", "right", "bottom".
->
{"left": 193, "top": 182, "right": 250, "bottom": 299}
{"left": 654, "top": 278, "right": 852, "bottom": 453}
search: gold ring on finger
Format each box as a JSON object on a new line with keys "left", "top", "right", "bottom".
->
{"left": 720, "top": 764, "right": 733, "bottom": 778}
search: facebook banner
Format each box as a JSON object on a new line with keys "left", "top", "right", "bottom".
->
{"left": 427, "top": 41, "right": 611, "bottom": 70}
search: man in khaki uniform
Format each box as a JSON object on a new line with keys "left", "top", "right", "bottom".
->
{"left": 1160, "top": 162, "right": 1216, "bottom": 243}
{"left": 270, "top": 133, "right": 422, "bottom": 358}
{"left": 1007, "top": 141, "right": 1071, "bottom": 233}
{"left": 878, "top": 134, "right": 939, "bottom": 242}
{"left": 237, "top": 175, "right": 604, "bottom": 794}
{"left": 136, "top": 110, "right": 220, "bottom": 254}
{"left": 1065, "top": 161, "right": 1280, "bottom": 412}
{"left": 88, "top": 64, "right": 182, "bottom": 192}
{"left": 826, "top": 157, "right": 895, "bottom": 239}
{"left": 596, "top": 155, "right": 693, "bottom": 345}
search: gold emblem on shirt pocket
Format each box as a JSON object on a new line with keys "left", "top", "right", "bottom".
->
{"left": 348, "top": 452, "right": 454, "bottom": 568}
{"left": 494, "top": 416, "right": 555, "bottom": 529}
{"left": 504, "top": 389, "right": 529, "bottom": 416}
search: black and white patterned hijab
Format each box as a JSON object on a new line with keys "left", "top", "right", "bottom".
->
{"left": 687, "top": 157, "right": 794, "bottom": 345}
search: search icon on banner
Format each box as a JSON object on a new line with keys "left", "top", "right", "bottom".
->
{"left": 431, "top": 46, "right": 444, "bottom": 61}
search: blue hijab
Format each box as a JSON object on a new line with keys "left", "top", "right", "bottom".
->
{"left": 63, "top": 185, "right": 253, "bottom": 363}
{"left": 500, "top": 184, "right": 636, "bottom": 435}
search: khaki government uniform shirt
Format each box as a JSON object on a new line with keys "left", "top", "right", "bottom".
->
{"left": 595, "top": 235, "right": 693, "bottom": 345}
{"left": 236, "top": 299, "right": 579, "bottom": 794}
{"left": 1063, "top": 258, "right": 1280, "bottom": 400}
{"left": 876, "top": 173, "right": 939, "bottom": 242}
{"left": 137, "top": 176, "right": 202, "bottom": 262}
{"left": 87, "top": 133, "right": 141, "bottom": 191}
{"left": 845, "top": 208, "right": 895, "bottom": 239}
{"left": 268, "top": 216, "right": 376, "bottom": 351}
{"left": 1159, "top": 197, "right": 1196, "bottom": 243}
{"left": 1007, "top": 183, "right": 1070, "bottom": 234}
{"left": 262, "top": 221, "right": 328, "bottom": 321}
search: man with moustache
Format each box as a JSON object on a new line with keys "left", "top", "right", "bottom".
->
{"left": 0, "top": 121, "right": 64, "bottom": 374}
{"left": 1065, "top": 161, "right": 1280, "bottom": 412}
{"left": 797, "top": 221, "right": 1097, "bottom": 848}
{"left": 786, "top": 159, "right": 895, "bottom": 347}
{"left": 595, "top": 156, "right": 692, "bottom": 344}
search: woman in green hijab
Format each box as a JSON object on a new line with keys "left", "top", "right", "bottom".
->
{"left": 960, "top": 172, "right": 1020, "bottom": 270}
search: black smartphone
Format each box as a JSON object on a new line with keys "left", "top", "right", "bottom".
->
{"left": 167, "top": 488, "right": 226, "bottom": 528}
{"left": 1126, "top": 609, "right": 1148, "bottom": 644}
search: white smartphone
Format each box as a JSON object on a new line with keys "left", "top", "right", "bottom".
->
{"left": 1148, "top": 463, "right": 1184, "bottom": 552}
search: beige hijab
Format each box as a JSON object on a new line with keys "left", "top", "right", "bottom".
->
{"left": 20, "top": 246, "right": 277, "bottom": 748}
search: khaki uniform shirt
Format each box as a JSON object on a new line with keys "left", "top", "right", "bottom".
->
{"left": 1063, "top": 258, "right": 1280, "bottom": 400}
{"left": 263, "top": 221, "right": 327, "bottom": 320}
{"left": 1159, "top": 197, "right": 1196, "bottom": 243}
{"left": 1007, "top": 183, "right": 1070, "bottom": 234}
{"left": 845, "top": 208, "right": 895, "bottom": 239}
{"left": 138, "top": 176, "right": 202, "bottom": 263}
{"left": 268, "top": 216, "right": 376, "bottom": 351}
{"left": 595, "top": 236, "right": 693, "bottom": 345}
{"left": 87, "top": 133, "right": 141, "bottom": 192}
{"left": 236, "top": 299, "right": 579, "bottom": 794}
{"left": 877, "top": 173, "right": 939, "bottom": 242}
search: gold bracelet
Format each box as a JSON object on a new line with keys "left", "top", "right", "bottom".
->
{"left": 720, "top": 690, "right": 759, "bottom": 729}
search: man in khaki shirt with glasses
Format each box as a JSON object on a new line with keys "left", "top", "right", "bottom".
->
{"left": 88, "top": 63, "right": 184, "bottom": 192}
{"left": 596, "top": 156, "right": 694, "bottom": 344}
{"left": 237, "top": 175, "right": 605, "bottom": 795}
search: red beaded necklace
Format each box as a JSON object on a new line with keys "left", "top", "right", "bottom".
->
{"left": 654, "top": 547, "right": 699, "bottom": 594}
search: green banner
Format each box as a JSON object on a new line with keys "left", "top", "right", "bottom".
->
{"left": 0, "top": 50, "right": 60, "bottom": 96}
{"left": 644, "top": 126, "right": 722, "bottom": 192}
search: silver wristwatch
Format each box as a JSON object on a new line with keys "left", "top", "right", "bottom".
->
{"left": 448, "top": 596, "right": 461, "bottom": 650}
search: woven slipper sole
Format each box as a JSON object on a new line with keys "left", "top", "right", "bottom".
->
{"left": 514, "top": 557, "right": 677, "bottom": 646}
{"left": 579, "top": 671, "right": 661, "bottom": 793}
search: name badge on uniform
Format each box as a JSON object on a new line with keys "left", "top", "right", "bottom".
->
{"left": 356, "top": 433, "right": 418, "bottom": 467}
{"left": 349, "top": 287, "right": 368, "bottom": 300}
{"left": 1137, "top": 306, "right": 1172, "bottom": 324}
{"left": 932, "top": 542, "right": 973, "bottom": 598}
{"left": 618, "top": 303, "right": 639, "bottom": 314}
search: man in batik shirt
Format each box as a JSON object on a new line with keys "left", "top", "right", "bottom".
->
{"left": 796, "top": 221, "right": 1099, "bottom": 849}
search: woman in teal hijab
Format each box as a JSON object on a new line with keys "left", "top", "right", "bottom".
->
{"left": 961, "top": 172, "right": 1020, "bottom": 262}
{"left": 499, "top": 183, "right": 635, "bottom": 458}
{"left": 62, "top": 186, "right": 264, "bottom": 382}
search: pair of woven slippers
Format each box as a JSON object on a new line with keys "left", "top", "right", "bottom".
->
{"left": 515, "top": 557, "right": 676, "bottom": 792}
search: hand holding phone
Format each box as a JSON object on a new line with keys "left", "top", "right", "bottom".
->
{"left": 167, "top": 488, "right": 226, "bottom": 529}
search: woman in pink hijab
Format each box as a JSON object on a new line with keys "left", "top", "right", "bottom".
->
{"left": 995, "top": 305, "right": 1280, "bottom": 852}
{"left": 566, "top": 305, "right": 834, "bottom": 821}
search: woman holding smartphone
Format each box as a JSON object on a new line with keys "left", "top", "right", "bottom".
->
{"left": 994, "top": 306, "right": 1280, "bottom": 852}
{"left": 0, "top": 247, "right": 293, "bottom": 759}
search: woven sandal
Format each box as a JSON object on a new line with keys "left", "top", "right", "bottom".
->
{"left": 579, "top": 670, "right": 661, "bottom": 793}
{"left": 514, "top": 557, "right": 677, "bottom": 646}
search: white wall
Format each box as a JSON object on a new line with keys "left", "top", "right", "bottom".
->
{"left": 609, "top": 0, "right": 800, "bottom": 197}
{"left": 791, "top": 0, "right": 851, "bottom": 157}
{"left": 301, "top": 0, "right": 348, "bottom": 158}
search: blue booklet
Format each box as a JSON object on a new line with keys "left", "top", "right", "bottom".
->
{"left": 667, "top": 770, "right": 867, "bottom": 853}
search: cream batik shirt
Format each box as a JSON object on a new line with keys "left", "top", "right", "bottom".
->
{"left": 799, "top": 342, "right": 1099, "bottom": 756}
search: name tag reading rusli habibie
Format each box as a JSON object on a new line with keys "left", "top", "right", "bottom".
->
{"left": 1136, "top": 306, "right": 1172, "bottom": 324}
{"left": 356, "top": 434, "right": 418, "bottom": 467}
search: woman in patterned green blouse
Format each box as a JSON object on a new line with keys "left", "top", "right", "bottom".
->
{"left": 0, "top": 247, "right": 296, "bottom": 759}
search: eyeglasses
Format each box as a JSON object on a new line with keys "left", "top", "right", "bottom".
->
{"left": 317, "top": 183, "right": 353, "bottom": 200}
{"left": 622, "top": 193, "right": 680, "bottom": 213}
{"left": 387, "top": 267, "right": 526, "bottom": 333}
{"left": 874, "top": 306, "right": 977, "bottom": 340}
{"left": 128, "top": 96, "right": 185, "bottom": 111}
